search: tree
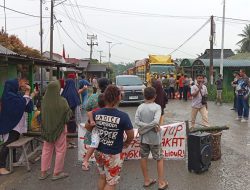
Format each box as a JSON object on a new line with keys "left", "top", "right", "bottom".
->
{"left": 237, "top": 24, "right": 250, "bottom": 53}
{"left": 0, "top": 30, "right": 41, "bottom": 58}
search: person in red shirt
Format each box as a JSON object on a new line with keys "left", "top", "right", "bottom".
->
{"left": 178, "top": 74, "right": 185, "bottom": 100}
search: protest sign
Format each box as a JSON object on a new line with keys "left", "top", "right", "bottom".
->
{"left": 78, "top": 122, "right": 186, "bottom": 161}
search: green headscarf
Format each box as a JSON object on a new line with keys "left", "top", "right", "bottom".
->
{"left": 41, "top": 81, "right": 72, "bottom": 142}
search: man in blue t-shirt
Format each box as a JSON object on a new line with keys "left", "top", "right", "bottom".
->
{"left": 78, "top": 75, "right": 91, "bottom": 111}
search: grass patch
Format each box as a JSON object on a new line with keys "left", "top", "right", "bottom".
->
{"left": 207, "top": 84, "right": 234, "bottom": 103}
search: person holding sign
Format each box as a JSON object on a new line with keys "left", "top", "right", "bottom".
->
{"left": 135, "top": 87, "right": 168, "bottom": 190}
{"left": 93, "top": 85, "right": 134, "bottom": 190}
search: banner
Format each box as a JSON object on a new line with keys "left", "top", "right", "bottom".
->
{"left": 78, "top": 122, "right": 186, "bottom": 161}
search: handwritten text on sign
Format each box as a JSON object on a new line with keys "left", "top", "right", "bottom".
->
{"left": 78, "top": 122, "right": 186, "bottom": 161}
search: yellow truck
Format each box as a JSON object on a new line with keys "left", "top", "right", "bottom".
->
{"left": 134, "top": 55, "right": 176, "bottom": 85}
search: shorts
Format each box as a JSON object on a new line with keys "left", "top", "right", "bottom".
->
{"left": 140, "top": 143, "right": 163, "bottom": 160}
{"left": 83, "top": 130, "right": 92, "bottom": 145}
{"left": 95, "top": 150, "right": 125, "bottom": 186}
{"left": 89, "top": 128, "right": 100, "bottom": 148}
{"left": 217, "top": 90, "right": 222, "bottom": 98}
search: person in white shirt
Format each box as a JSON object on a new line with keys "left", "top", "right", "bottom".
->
{"left": 190, "top": 74, "right": 209, "bottom": 128}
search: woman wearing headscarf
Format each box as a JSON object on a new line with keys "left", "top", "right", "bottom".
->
{"left": 0, "top": 79, "right": 34, "bottom": 175}
{"left": 61, "top": 79, "right": 81, "bottom": 148}
{"left": 152, "top": 80, "right": 168, "bottom": 125}
{"left": 40, "top": 81, "right": 72, "bottom": 180}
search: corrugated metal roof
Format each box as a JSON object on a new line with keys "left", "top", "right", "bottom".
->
{"left": 198, "top": 49, "right": 234, "bottom": 59}
{"left": 87, "top": 64, "right": 107, "bottom": 72}
{"left": 78, "top": 59, "right": 89, "bottom": 68}
{"left": 0, "top": 44, "right": 17, "bottom": 55}
{"left": 199, "top": 59, "right": 250, "bottom": 67}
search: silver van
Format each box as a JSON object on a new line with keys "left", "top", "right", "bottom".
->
{"left": 116, "top": 75, "right": 146, "bottom": 104}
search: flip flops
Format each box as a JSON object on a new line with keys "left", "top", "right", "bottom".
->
{"left": 143, "top": 179, "right": 157, "bottom": 188}
{"left": 0, "top": 170, "right": 10, "bottom": 175}
{"left": 39, "top": 172, "right": 50, "bottom": 180}
{"left": 82, "top": 162, "right": 89, "bottom": 171}
{"left": 158, "top": 182, "right": 169, "bottom": 190}
{"left": 51, "top": 172, "right": 69, "bottom": 181}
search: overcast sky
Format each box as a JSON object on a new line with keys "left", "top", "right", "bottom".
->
{"left": 1, "top": 0, "right": 250, "bottom": 63}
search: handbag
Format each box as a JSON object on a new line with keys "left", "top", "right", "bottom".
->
{"left": 201, "top": 95, "right": 208, "bottom": 105}
{"left": 198, "top": 86, "right": 207, "bottom": 105}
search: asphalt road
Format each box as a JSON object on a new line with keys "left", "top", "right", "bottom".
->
{"left": 0, "top": 100, "right": 250, "bottom": 190}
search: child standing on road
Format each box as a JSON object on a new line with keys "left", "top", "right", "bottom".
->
{"left": 82, "top": 94, "right": 105, "bottom": 171}
{"left": 135, "top": 87, "right": 168, "bottom": 190}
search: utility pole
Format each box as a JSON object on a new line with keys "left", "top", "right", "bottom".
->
{"left": 40, "top": 0, "right": 43, "bottom": 55}
{"left": 49, "top": 0, "right": 54, "bottom": 80}
{"left": 209, "top": 15, "right": 215, "bottom": 85}
{"left": 98, "top": 50, "right": 105, "bottom": 64}
{"left": 107, "top": 41, "right": 112, "bottom": 64}
{"left": 220, "top": 0, "right": 226, "bottom": 76}
{"left": 40, "top": 0, "right": 44, "bottom": 94}
{"left": 87, "top": 34, "right": 98, "bottom": 60}
{"left": 4, "top": 0, "right": 6, "bottom": 33}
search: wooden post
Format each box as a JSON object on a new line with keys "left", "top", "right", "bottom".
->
{"left": 28, "top": 64, "right": 34, "bottom": 131}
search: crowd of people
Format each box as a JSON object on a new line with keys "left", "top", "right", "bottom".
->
{"left": 231, "top": 69, "right": 249, "bottom": 123}
{"left": 0, "top": 69, "right": 249, "bottom": 189}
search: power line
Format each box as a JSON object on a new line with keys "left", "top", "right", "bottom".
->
{"left": 7, "top": 21, "right": 49, "bottom": 31}
{"left": 67, "top": 1, "right": 86, "bottom": 36}
{"left": 73, "top": 0, "right": 90, "bottom": 32}
{"left": 215, "top": 16, "right": 250, "bottom": 23}
{"left": 86, "top": 25, "right": 196, "bottom": 57}
{"left": 0, "top": 4, "right": 50, "bottom": 18}
{"left": 60, "top": 4, "right": 86, "bottom": 43}
{"left": 169, "top": 18, "right": 210, "bottom": 55}
{"left": 58, "top": 22, "right": 88, "bottom": 52}
{"left": 65, "top": 4, "right": 209, "bottom": 20}
{"left": 56, "top": 11, "right": 196, "bottom": 56}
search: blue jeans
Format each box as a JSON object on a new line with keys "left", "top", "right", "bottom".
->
{"left": 237, "top": 95, "right": 249, "bottom": 119}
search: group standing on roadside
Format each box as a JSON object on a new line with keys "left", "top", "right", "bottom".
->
{"left": 232, "top": 69, "right": 249, "bottom": 123}
{"left": 0, "top": 68, "right": 249, "bottom": 189}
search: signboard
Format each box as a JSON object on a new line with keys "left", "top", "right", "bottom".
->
{"left": 78, "top": 122, "right": 186, "bottom": 161}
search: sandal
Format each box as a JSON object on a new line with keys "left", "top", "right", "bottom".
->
{"left": 143, "top": 179, "right": 157, "bottom": 187}
{"left": 158, "top": 181, "right": 169, "bottom": 190}
{"left": 82, "top": 162, "right": 89, "bottom": 171}
{"left": 39, "top": 172, "right": 50, "bottom": 180}
{"left": 51, "top": 172, "right": 69, "bottom": 181}
{"left": 0, "top": 168, "right": 11, "bottom": 175}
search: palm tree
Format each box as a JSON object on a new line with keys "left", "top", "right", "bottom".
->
{"left": 237, "top": 24, "right": 250, "bottom": 53}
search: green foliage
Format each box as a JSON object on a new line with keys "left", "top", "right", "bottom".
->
{"left": 107, "top": 62, "right": 135, "bottom": 81}
{"left": 207, "top": 84, "right": 234, "bottom": 103}
{"left": 89, "top": 59, "right": 99, "bottom": 64}
{"left": 237, "top": 24, "right": 250, "bottom": 53}
{"left": 0, "top": 30, "right": 41, "bottom": 58}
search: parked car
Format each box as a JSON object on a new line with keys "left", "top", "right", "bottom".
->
{"left": 115, "top": 75, "right": 146, "bottom": 104}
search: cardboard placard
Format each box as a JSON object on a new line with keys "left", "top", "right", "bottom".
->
{"left": 78, "top": 122, "right": 186, "bottom": 161}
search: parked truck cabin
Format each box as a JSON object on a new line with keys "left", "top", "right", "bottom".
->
{"left": 126, "top": 55, "right": 176, "bottom": 86}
